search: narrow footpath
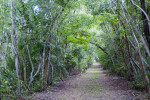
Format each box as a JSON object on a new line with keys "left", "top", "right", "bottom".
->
{"left": 33, "top": 63, "right": 147, "bottom": 100}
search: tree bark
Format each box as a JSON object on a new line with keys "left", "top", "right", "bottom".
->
{"left": 131, "top": 0, "right": 150, "bottom": 35}
{"left": 49, "top": 61, "right": 54, "bottom": 85}
{"left": 0, "top": 65, "right": 1, "bottom": 100}
{"left": 23, "top": 48, "right": 27, "bottom": 85}
{"left": 10, "top": 0, "right": 21, "bottom": 95}
{"left": 121, "top": 6, "right": 150, "bottom": 93}
{"left": 90, "top": 42, "right": 108, "bottom": 54}
{"left": 121, "top": 3, "right": 150, "bottom": 56}
{"left": 140, "top": 0, "right": 150, "bottom": 49}
{"left": 43, "top": 48, "right": 50, "bottom": 89}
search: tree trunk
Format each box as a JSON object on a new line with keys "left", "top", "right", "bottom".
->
{"left": 43, "top": 48, "right": 50, "bottom": 89}
{"left": 27, "top": 45, "right": 34, "bottom": 89}
{"left": 21, "top": 16, "right": 27, "bottom": 85}
{"left": 140, "top": 0, "right": 150, "bottom": 49}
{"left": 121, "top": 6, "right": 150, "bottom": 93}
{"left": 49, "top": 61, "right": 54, "bottom": 85}
{"left": 130, "top": 0, "right": 150, "bottom": 38}
{"left": 23, "top": 48, "right": 27, "bottom": 85}
{"left": 0, "top": 68, "right": 1, "bottom": 100}
{"left": 10, "top": 0, "right": 20, "bottom": 95}
{"left": 28, "top": 53, "right": 43, "bottom": 89}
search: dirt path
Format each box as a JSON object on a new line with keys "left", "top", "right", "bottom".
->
{"left": 33, "top": 63, "right": 148, "bottom": 100}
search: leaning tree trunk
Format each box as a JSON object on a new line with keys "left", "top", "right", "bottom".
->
{"left": 120, "top": 4, "right": 150, "bottom": 56}
{"left": 140, "top": 0, "right": 150, "bottom": 49}
{"left": 121, "top": 6, "right": 150, "bottom": 93}
{"left": 131, "top": 0, "right": 150, "bottom": 43}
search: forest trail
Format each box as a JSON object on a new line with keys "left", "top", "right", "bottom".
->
{"left": 33, "top": 63, "right": 147, "bottom": 100}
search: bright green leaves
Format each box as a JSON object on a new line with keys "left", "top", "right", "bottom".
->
{"left": 55, "top": 0, "right": 69, "bottom": 7}
{"left": 118, "top": 27, "right": 125, "bottom": 38}
{"left": 99, "top": 13, "right": 119, "bottom": 24}
{"left": 59, "top": 11, "right": 94, "bottom": 46}
{"left": 78, "top": 14, "right": 93, "bottom": 29}
{"left": 67, "top": 35, "right": 91, "bottom": 44}
{"left": 62, "top": 14, "right": 93, "bottom": 32}
{"left": 84, "top": 0, "right": 111, "bottom": 15}
{"left": 67, "top": 0, "right": 79, "bottom": 9}
{"left": 67, "top": 36, "right": 78, "bottom": 43}
{"left": 0, "top": 0, "right": 97, "bottom": 98}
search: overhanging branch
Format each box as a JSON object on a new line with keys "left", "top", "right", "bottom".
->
{"left": 90, "top": 42, "right": 108, "bottom": 54}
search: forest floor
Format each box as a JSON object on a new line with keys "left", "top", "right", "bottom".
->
{"left": 32, "top": 63, "right": 149, "bottom": 100}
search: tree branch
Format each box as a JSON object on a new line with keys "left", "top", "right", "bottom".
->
{"left": 90, "top": 42, "right": 108, "bottom": 54}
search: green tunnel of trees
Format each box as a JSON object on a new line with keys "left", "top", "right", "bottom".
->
{"left": 0, "top": 0, "right": 150, "bottom": 99}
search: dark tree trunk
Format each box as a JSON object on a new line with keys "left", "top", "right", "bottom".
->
{"left": 43, "top": 48, "right": 50, "bottom": 89}
{"left": 0, "top": 69, "right": 1, "bottom": 100}
{"left": 140, "top": 0, "right": 150, "bottom": 49}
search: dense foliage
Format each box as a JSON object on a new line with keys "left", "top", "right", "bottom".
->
{"left": 0, "top": 0, "right": 150, "bottom": 99}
